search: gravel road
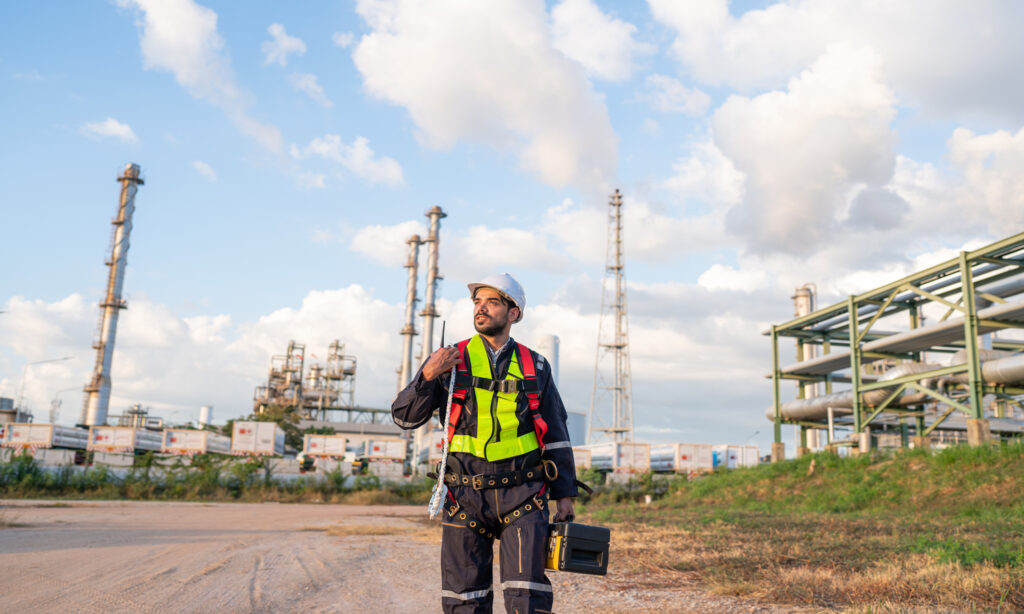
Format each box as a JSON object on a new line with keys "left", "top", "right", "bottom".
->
{"left": 0, "top": 500, "right": 820, "bottom": 613}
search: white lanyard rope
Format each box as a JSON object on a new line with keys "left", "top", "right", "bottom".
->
{"left": 427, "top": 365, "right": 457, "bottom": 519}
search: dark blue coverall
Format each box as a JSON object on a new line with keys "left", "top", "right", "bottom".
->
{"left": 392, "top": 338, "right": 578, "bottom": 614}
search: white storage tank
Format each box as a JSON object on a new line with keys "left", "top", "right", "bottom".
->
{"left": 588, "top": 442, "right": 650, "bottom": 473}
{"left": 231, "top": 421, "right": 285, "bottom": 456}
{"left": 650, "top": 443, "right": 713, "bottom": 473}
{"left": 303, "top": 434, "right": 348, "bottom": 458}
{"left": 565, "top": 411, "right": 586, "bottom": 446}
{"left": 2, "top": 423, "right": 88, "bottom": 450}
{"left": 88, "top": 426, "right": 162, "bottom": 452}
{"left": 162, "top": 429, "right": 230, "bottom": 454}
{"left": 534, "top": 334, "right": 560, "bottom": 386}
{"left": 199, "top": 405, "right": 213, "bottom": 428}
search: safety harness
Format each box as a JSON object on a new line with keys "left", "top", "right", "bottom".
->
{"left": 446, "top": 338, "right": 547, "bottom": 460}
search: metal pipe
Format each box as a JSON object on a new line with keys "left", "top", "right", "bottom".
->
{"left": 399, "top": 234, "right": 423, "bottom": 391}
{"left": 766, "top": 362, "right": 942, "bottom": 421}
{"left": 81, "top": 163, "right": 143, "bottom": 426}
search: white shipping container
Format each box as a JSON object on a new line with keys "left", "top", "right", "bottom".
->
{"left": 88, "top": 426, "right": 162, "bottom": 452}
{"left": 588, "top": 442, "right": 651, "bottom": 473}
{"left": 358, "top": 439, "right": 406, "bottom": 460}
{"left": 741, "top": 445, "right": 760, "bottom": 467}
{"left": 572, "top": 446, "right": 591, "bottom": 470}
{"left": 231, "top": 421, "right": 285, "bottom": 456}
{"left": 303, "top": 434, "right": 348, "bottom": 458}
{"left": 3, "top": 423, "right": 88, "bottom": 449}
{"left": 650, "top": 443, "right": 713, "bottom": 473}
{"left": 163, "top": 429, "right": 230, "bottom": 454}
{"left": 712, "top": 444, "right": 742, "bottom": 469}
{"left": 416, "top": 429, "right": 445, "bottom": 465}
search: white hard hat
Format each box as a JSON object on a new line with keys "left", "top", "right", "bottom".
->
{"left": 468, "top": 273, "right": 526, "bottom": 322}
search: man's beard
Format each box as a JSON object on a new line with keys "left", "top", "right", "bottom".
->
{"left": 474, "top": 314, "right": 507, "bottom": 336}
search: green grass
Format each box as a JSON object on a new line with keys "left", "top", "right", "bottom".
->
{"left": 579, "top": 442, "right": 1024, "bottom": 612}
{"left": 0, "top": 453, "right": 433, "bottom": 504}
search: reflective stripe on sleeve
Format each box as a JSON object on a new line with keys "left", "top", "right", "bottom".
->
{"left": 501, "top": 580, "right": 553, "bottom": 592}
{"left": 543, "top": 440, "right": 571, "bottom": 450}
{"left": 441, "top": 588, "right": 492, "bottom": 601}
{"left": 393, "top": 416, "right": 421, "bottom": 428}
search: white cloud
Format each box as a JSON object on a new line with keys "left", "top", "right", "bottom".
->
{"left": 350, "top": 220, "right": 427, "bottom": 266}
{"left": 120, "top": 0, "right": 283, "bottom": 152}
{"left": 191, "top": 159, "right": 217, "bottom": 181}
{"left": 289, "top": 73, "right": 333, "bottom": 108}
{"left": 80, "top": 118, "right": 139, "bottom": 143}
{"left": 948, "top": 126, "right": 1024, "bottom": 231}
{"left": 262, "top": 23, "right": 307, "bottom": 66}
{"left": 712, "top": 44, "right": 897, "bottom": 254}
{"left": 296, "top": 171, "right": 326, "bottom": 189}
{"left": 550, "top": 0, "right": 653, "bottom": 81}
{"left": 641, "top": 74, "right": 710, "bottom": 115}
{"left": 291, "top": 134, "right": 404, "bottom": 186}
{"left": 663, "top": 140, "right": 745, "bottom": 209}
{"left": 351, "top": 0, "right": 617, "bottom": 189}
{"left": 332, "top": 31, "right": 355, "bottom": 48}
{"left": 648, "top": 0, "right": 1024, "bottom": 120}
{"left": 697, "top": 264, "right": 769, "bottom": 292}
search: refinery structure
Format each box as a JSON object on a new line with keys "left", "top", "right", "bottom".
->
{"left": 767, "top": 234, "right": 1024, "bottom": 459}
{"left": 7, "top": 161, "right": 1024, "bottom": 483}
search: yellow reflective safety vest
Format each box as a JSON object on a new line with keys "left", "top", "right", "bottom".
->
{"left": 447, "top": 335, "right": 543, "bottom": 461}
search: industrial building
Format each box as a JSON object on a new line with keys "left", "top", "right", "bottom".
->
{"left": 766, "top": 233, "right": 1024, "bottom": 460}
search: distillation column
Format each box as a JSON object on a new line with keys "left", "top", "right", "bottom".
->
{"left": 81, "top": 163, "right": 144, "bottom": 426}
{"left": 414, "top": 206, "right": 446, "bottom": 468}
{"left": 399, "top": 234, "right": 423, "bottom": 390}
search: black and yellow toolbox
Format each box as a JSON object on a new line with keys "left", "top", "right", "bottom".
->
{"left": 545, "top": 522, "right": 610, "bottom": 575}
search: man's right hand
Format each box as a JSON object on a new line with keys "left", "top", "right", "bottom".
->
{"left": 422, "top": 345, "right": 462, "bottom": 381}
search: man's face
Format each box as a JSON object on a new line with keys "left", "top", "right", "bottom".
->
{"left": 473, "top": 287, "right": 517, "bottom": 336}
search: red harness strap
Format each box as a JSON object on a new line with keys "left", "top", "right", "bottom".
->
{"left": 517, "top": 343, "right": 547, "bottom": 451}
{"left": 446, "top": 339, "right": 472, "bottom": 444}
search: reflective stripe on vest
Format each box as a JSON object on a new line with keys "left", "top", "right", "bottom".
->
{"left": 450, "top": 336, "right": 540, "bottom": 461}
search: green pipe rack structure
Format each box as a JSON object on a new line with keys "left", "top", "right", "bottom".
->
{"left": 766, "top": 232, "right": 1024, "bottom": 461}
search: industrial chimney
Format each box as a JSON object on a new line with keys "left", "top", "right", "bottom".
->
{"left": 81, "top": 163, "right": 143, "bottom": 426}
{"left": 399, "top": 234, "right": 423, "bottom": 391}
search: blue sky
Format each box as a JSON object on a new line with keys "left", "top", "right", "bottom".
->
{"left": 2, "top": 0, "right": 1023, "bottom": 454}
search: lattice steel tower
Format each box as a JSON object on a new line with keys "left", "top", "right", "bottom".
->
{"left": 588, "top": 189, "right": 634, "bottom": 443}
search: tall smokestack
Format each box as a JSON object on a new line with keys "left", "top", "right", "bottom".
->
{"left": 81, "top": 163, "right": 143, "bottom": 426}
{"left": 418, "top": 206, "right": 446, "bottom": 364}
{"left": 399, "top": 234, "right": 423, "bottom": 391}
{"left": 413, "top": 206, "right": 445, "bottom": 471}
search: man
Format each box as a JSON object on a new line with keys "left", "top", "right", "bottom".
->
{"left": 392, "top": 273, "right": 578, "bottom": 614}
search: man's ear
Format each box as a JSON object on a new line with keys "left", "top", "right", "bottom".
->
{"left": 511, "top": 306, "right": 522, "bottom": 323}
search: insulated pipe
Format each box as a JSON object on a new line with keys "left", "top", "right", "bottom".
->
{"left": 398, "top": 234, "right": 423, "bottom": 392}
{"left": 943, "top": 350, "right": 1024, "bottom": 386}
{"left": 765, "top": 362, "right": 941, "bottom": 422}
{"left": 82, "top": 163, "right": 143, "bottom": 426}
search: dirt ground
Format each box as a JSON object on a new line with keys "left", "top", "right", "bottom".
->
{"left": 0, "top": 500, "right": 818, "bottom": 613}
